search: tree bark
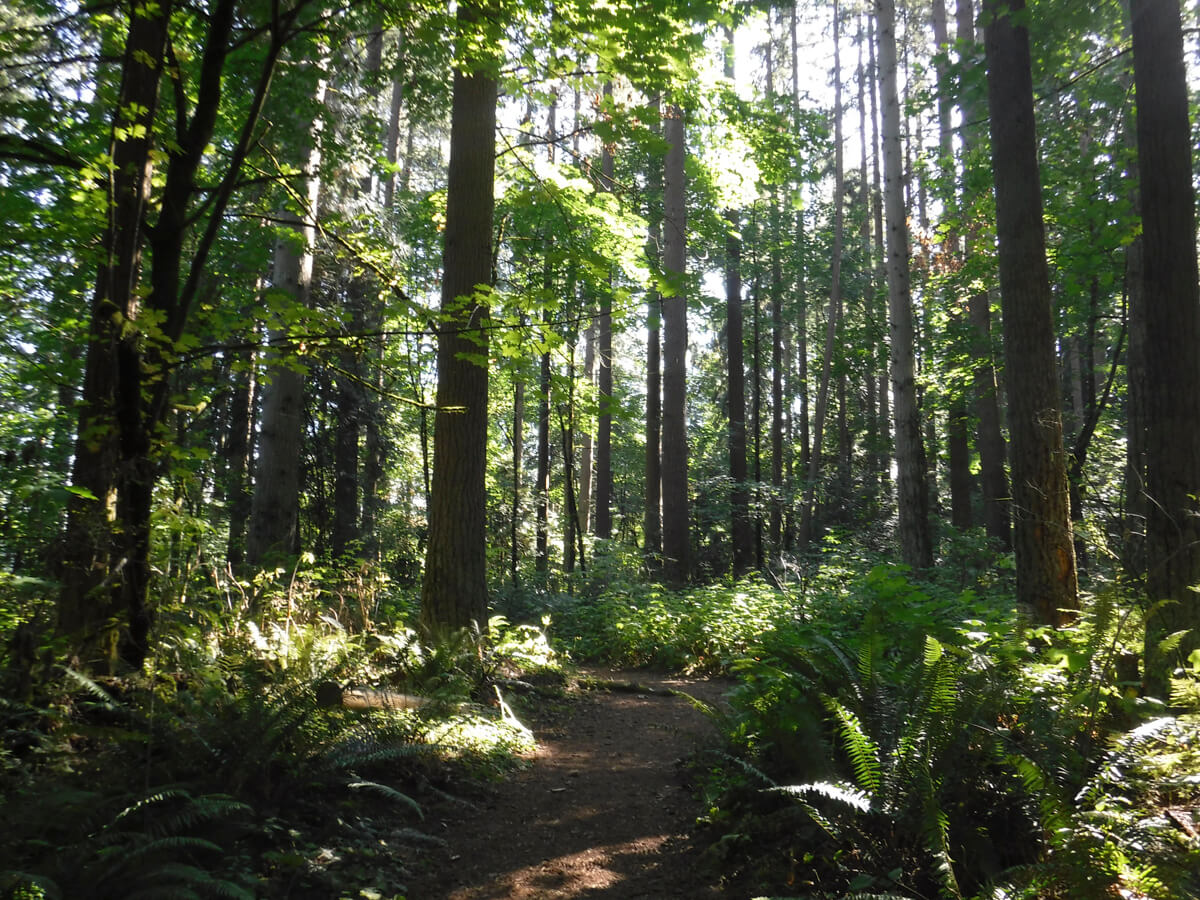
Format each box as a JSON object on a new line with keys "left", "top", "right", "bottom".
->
{"left": 727, "top": 208, "right": 752, "bottom": 575}
{"left": 332, "top": 285, "right": 363, "bottom": 561}
{"left": 878, "top": 0, "right": 933, "bottom": 569}
{"left": 58, "top": 0, "right": 172, "bottom": 668}
{"left": 800, "top": 0, "right": 845, "bottom": 550}
{"left": 225, "top": 342, "right": 257, "bottom": 569}
{"left": 420, "top": 4, "right": 498, "bottom": 633}
{"left": 957, "top": 0, "right": 1011, "bottom": 549}
{"left": 661, "top": 104, "right": 689, "bottom": 585}
{"left": 984, "top": 0, "right": 1078, "bottom": 624}
{"left": 645, "top": 222, "right": 663, "bottom": 568}
{"left": 867, "top": 12, "right": 891, "bottom": 498}
{"left": 1130, "top": 0, "right": 1200, "bottom": 694}
{"left": 578, "top": 314, "right": 596, "bottom": 534}
{"left": 536, "top": 307, "right": 552, "bottom": 574}
{"left": 931, "top": 0, "right": 973, "bottom": 531}
{"left": 594, "top": 83, "right": 615, "bottom": 541}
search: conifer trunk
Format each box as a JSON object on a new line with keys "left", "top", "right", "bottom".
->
{"left": 661, "top": 104, "right": 689, "bottom": 585}
{"left": 1130, "top": 0, "right": 1200, "bottom": 693}
{"left": 420, "top": 3, "right": 498, "bottom": 632}
{"left": 877, "top": 0, "right": 933, "bottom": 569}
{"left": 984, "top": 0, "right": 1078, "bottom": 623}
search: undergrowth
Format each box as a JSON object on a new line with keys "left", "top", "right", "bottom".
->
{"left": 0, "top": 566, "right": 560, "bottom": 899}
{"left": 529, "top": 534, "right": 1200, "bottom": 899}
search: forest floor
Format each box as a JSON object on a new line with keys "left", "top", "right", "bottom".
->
{"left": 403, "top": 668, "right": 731, "bottom": 900}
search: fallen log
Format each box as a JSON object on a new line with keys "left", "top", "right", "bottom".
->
{"left": 316, "top": 681, "right": 427, "bottom": 710}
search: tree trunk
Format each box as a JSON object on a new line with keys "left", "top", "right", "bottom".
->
{"left": 594, "top": 84, "right": 615, "bottom": 541}
{"left": 332, "top": 286, "right": 363, "bottom": 561}
{"left": 958, "top": 0, "right": 1010, "bottom": 548}
{"left": 1130, "top": 0, "right": 1200, "bottom": 694}
{"left": 790, "top": 1, "right": 810, "bottom": 479}
{"left": 932, "top": 0, "right": 973, "bottom": 531}
{"left": 661, "top": 104, "right": 689, "bottom": 585}
{"left": 225, "top": 342, "right": 257, "bottom": 569}
{"left": 727, "top": 208, "right": 752, "bottom": 575}
{"left": 877, "top": 0, "right": 933, "bottom": 569}
{"left": 248, "top": 222, "right": 318, "bottom": 566}
{"left": 511, "top": 363, "right": 524, "bottom": 589}
{"left": 536, "top": 308, "right": 552, "bottom": 574}
{"left": 578, "top": 314, "right": 595, "bottom": 534}
{"left": 800, "top": 0, "right": 845, "bottom": 549}
{"left": 984, "top": 0, "right": 1078, "bottom": 624}
{"left": 868, "top": 12, "right": 891, "bottom": 499}
{"left": 57, "top": 0, "right": 172, "bottom": 670}
{"left": 645, "top": 210, "right": 664, "bottom": 569}
{"left": 62, "top": 0, "right": 278, "bottom": 666}
{"left": 420, "top": 4, "right": 498, "bottom": 633}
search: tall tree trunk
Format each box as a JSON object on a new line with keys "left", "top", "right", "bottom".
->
{"left": 1130, "top": 0, "right": 1200, "bottom": 694}
{"left": 790, "top": 1, "right": 810, "bottom": 478}
{"left": 62, "top": 0, "right": 282, "bottom": 666}
{"left": 594, "top": 83, "right": 615, "bottom": 541}
{"left": 644, "top": 151, "right": 664, "bottom": 570}
{"left": 877, "top": 0, "right": 933, "bottom": 569}
{"left": 332, "top": 286, "right": 363, "bottom": 560}
{"left": 868, "top": 12, "right": 891, "bottom": 499}
{"left": 857, "top": 17, "right": 879, "bottom": 511}
{"left": 578, "top": 314, "right": 596, "bottom": 533}
{"left": 661, "top": 103, "right": 689, "bottom": 585}
{"left": 645, "top": 290, "right": 663, "bottom": 568}
{"left": 722, "top": 28, "right": 751, "bottom": 574}
{"left": 958, "top": 0, "right": 1010, "bottom": 548}
{"left": 751, "top": 242, "right": 764, "bottom": 569}
{"left": 727, "top": 206, "right": 752, "bottom": 574}
{"left": 765, "top": 20, "right": 786, "bottom": 560}
{"left": 511, "top": 360, "right": 524, "bottom": 589}
{"left": 59, "top": 0, "right": 171, "bottom": 668}
{"left": 800, "top": 0, "right": 845, "bottom": 548}
{"left": 420, "top": 4, "right": 498, "bottom": 633}
{"left": 983, "top": 0, "right": 1078, "bottom": 624}
{"left": 536, "top": 308, "right": 552, "bottom": 574}
{"left": 225, "top": 342, "right": 257, "bottom": 569}
{"left": 249, "top": 180, "right": 323, "bottom": 566}
{"left": 932, "top": 0, "right": 972, "bottom": 530}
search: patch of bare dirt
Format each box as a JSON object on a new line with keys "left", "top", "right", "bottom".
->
{"left": 404, "top": 668, "right": 729, "bottom": 899}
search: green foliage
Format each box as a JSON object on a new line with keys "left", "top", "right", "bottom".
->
{"left": 642, "top": 549, "right": 1200, "bottom": 900}
{"left": 0, "top": 595, "right": 565, "bottom": 898}
{"left": 549, "top": 575, "right": 791, "bottom": 672}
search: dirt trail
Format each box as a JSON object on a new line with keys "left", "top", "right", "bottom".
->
{"left": 404, "top": 669, "right": 729, "bottom": 899}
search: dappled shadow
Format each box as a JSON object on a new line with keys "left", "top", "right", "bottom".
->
{"left": 404, "top": 670, "right": 728, "bottom": 899}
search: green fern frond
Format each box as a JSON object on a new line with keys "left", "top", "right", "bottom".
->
{"left": 1157, "top": 629, "right": 1190, "bottom": 657}
{"left": 1006, "top": 753, "right": 1071, "bottom": 836}
{"left": 719, "top": 751, "right": 778, "bottom": 786}
{"left": 813, "top": 634, "right": 866, "bottom": 703}
{"left": 922, "top": 800, "right": 961, "bottom": 899}
{"left": 347, "top": 780, "right": 424, "bottom": 818}
{"left": 824, "top": 696, "right": 881, "bottom": 796}
{"left": 331, "top": 742, "right": 431, "bottom": 771}
{"left": 775, "top": 780, "right": 871, "bottom": 812}
{"left": 62, "top": 668, "right": 121, "bottom": 710}
{"left": 122, "top": 835, "right": 225, "bottom": 861}
{"left": 113, "top": 788, "right": 195, "bottom": 823}
{"left": 767, "top": 784, "right": 845, "bottom": 837}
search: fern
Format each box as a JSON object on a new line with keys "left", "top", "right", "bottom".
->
{"left": 824, "top": 696, "right": 882, "bottom": 796}
{"left": 347, "top": 779, "right": 424, "bottom": 818}
{"left": 775, "top": 780, "right": 871, "bottom": 812}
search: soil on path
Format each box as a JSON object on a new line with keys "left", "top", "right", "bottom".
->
{"left": 404, "top": 668, "right": 729, "bottom": 900}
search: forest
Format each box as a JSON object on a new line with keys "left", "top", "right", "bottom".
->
{"left": 2, "top": 0, "right": 1200, "bottom": 896}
